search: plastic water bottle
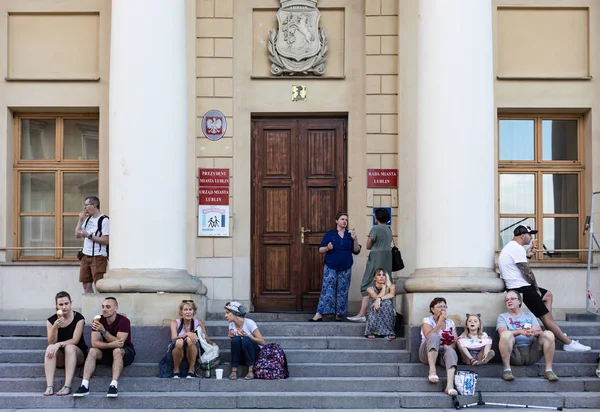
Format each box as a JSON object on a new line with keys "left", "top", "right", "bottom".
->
{"left": 205, "top": 362, "right": 211, "bottom": 378}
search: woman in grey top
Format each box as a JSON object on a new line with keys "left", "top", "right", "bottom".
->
{"left": 348, "top": 208, "right": 392, "bottom": 321}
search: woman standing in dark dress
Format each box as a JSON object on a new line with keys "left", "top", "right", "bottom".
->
{"left": 348, "top": 208, "right": 392, "bottom": 321}
{"left": 44, "top": 291, "right": 88, "bottom": 396}
{"left": 309, "top": 212, "right": 361, "bottom": 322}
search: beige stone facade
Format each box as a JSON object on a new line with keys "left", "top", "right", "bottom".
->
{"left": 0, "top": 0, "right": 598, "bottom": 324}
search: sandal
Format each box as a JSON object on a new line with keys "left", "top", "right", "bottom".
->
{"left": 385, "top": 335, "right": 396, "bottom": 341}
{"left": 244, "top": 371, "right": 255, "bottom": 380}
{"left": 367, "top": 335, "right": 376, "bottom": 339}
{"left": 596, "top": 369, "right": 600, "bottom": 378}
{"left": 469, "top": 358, "right": 479, "bottom": 366}
{"left": 43, "top": 385, "right": 54, "bottom": 396}
{"left": 481, "top": 350, "right": 495, "bottom": 364}
{"left": 445, "top": 388, "right": 458, "bottom": 396}
{"left": 229, "top": 371, "right": 238, "bottom": 380}
{"left": 56, "top": 385, "right": 71, "bottom": 396}
{"left": 428, "top": 374, "right": 439, "bottom": 384}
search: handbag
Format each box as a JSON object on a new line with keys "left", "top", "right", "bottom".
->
{"left": 454, "top": 370, "right": 478, "bottom": 395}
{"left": 77, "top": 249, "right": 84, "bottom": 260}
{"left": 390, "top": 228, "right": 405, "bottom": 271}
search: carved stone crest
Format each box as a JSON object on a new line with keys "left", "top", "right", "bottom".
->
{"left": 268, "top": 0, "right": 328, "bottom": 76}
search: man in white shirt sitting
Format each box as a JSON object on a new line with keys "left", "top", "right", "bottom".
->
{"left": 498, "top": 225, "right": 590, "bottom": 352}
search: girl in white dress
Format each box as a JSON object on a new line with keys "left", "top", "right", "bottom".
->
{"left": 457, "top": 313, "right": 494, "bottom": 365}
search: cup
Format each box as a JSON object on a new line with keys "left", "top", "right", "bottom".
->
{"left": 215, "top": 369, "right": 223, "bottom": 380}
{"left": 524, "top": 322, "right": 532, "bottom": 329}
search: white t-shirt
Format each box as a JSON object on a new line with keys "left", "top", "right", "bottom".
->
{"left": 420, "top": 315, "right": 456, "bottom": 344}
{"left": 228, "top": 318, "right": 263, "bottom": 348}
{"left": 498, "top": 240, "right": 529, "bottom": 289}
{"left": 82, "top": 214, "right": 110, "bottom": 257}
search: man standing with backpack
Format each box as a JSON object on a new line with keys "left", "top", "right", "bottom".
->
{"left": 75, "top": 196, "right": 109, "bottom": 293}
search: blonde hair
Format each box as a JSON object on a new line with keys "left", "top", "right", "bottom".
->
{"left": 178, "top": 300, "right": 197, "bottom": 316}
{"left": 460, "top": 313, "right": 484, "bottom": 339}
{"left": 373, "top": 268, "right": 392, "bottom": 290}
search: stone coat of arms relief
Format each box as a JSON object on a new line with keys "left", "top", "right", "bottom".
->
{"left": 268, "top": 0, "right": 329, "bottom": 76}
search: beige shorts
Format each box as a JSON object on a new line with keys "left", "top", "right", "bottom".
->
{"left": 510, "top": 340, "right": 543, "bottom": 366}
{"left": 79, "top": 255, "right": 107, "bottom": 284}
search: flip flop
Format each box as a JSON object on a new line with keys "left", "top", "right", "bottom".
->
{"left": 367, "top": 335, "right": 376, "bottom": 339}
{"left": 244, "top": 371, "right": 255, "bottom": 380}
{"left": 43, "top": 385, "right": 53, "bottom": 396}
{"left": 229, "top": 371, "right": 238, "bottom": 380}
{"left": 445, "top": 388, "right": 458, "bottom": 396}
{"left": 385, "top": 335, "right": 396, "bottom": 341}
{"left": 56, "top": 385, "right": 71, "bottom": 396}
{"left": 428, "top": 374, "right": 439, "bottom": 384}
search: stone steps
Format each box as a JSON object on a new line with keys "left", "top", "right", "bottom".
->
{"left": 0, "top": 348, "right": 411, "bottom": 364}
{"left": 1, "top": 391, "right": 598, "bottom": 409}
{"left": 2, "top": 361, "right": 598, "bottom": 378}
{"left": 3, "top": 376, "right": 599, "bottom": 393}
{"left": 0, "top": 320, "right": 598, "bottom": 409}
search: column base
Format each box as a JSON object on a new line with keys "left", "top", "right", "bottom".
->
{"left": 96, "top": 268, "right": 207, "bottom": 294}
{"left": 403, "top": 267, "right": 505, "bottom": 293}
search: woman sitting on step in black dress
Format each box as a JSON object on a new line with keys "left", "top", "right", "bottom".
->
{"left": 44, "top": 291, "right": 88, "bottom": 396}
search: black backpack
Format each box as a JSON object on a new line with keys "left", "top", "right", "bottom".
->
{"left": 84, "top": 215, "right": 109, "bottom": 259}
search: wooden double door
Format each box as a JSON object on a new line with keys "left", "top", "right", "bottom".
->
{"left": 251, "top": 118, "right": 347, "bottom": 312}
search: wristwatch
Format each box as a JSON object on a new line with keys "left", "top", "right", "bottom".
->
{"left": 100, "top": 330, "right": 107, "bottom": 336}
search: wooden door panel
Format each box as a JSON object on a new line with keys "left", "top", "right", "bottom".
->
{"left": 252, "top": 118, "right": 346, "bottom": 312}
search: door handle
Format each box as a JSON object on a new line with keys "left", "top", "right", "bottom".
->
{"left": 301, "top": 227, "right": 311, "bottom": 244}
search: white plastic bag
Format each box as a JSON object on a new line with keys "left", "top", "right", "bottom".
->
{"left": 196, "top": 328, "right": 219, "bottom": 364}
{"left": 454, "top": 370, "right": 478, "bottom": 396}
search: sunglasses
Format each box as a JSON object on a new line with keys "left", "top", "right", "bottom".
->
{"left": 181, "top": 300, "right": 194, "bottom": 303}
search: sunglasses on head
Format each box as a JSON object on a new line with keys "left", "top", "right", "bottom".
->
{"left": 181, "top": 300, "right": 194, "bottom": 303}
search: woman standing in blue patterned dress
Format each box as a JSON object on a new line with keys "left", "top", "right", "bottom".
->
{"left": 309, "top": 212, "right": 361, "bottom": 322}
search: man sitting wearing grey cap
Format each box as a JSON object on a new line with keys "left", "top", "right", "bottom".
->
{"left": 498, "top": 225, "right": 590, "bottom": 352}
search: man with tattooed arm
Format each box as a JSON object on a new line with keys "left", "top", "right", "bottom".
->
{"left": 498, "top": 225, "right": 590, "bottom": 352}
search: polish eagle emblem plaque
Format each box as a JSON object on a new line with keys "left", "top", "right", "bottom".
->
{"left": 201, "top": 110, "right": 227, "bottom": 141}
{"left": 268, "top": 0, "right": 328, "bottom": 76}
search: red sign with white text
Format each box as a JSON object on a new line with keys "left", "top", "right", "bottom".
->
{"left": 199, "top": 188, "right": 229, "bottom": 205}
{"left": 199, "top": 168, "right": 230, "bottom": 205}
{"left": 367, "top": 169, "right": 398, "bottom": 188}
{"left": 199, "top": 168, "right": 230, "bottom": 187}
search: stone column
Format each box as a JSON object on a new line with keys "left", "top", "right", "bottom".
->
{"left": 91, "top": 0, "right": 205, "bottom": 323}
{"left": 404, "top": 0, "right": 504, "bottom": 293}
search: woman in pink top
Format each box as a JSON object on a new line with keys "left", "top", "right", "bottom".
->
{"left": 170, "top": 300, "right": 215, "bottom": 378}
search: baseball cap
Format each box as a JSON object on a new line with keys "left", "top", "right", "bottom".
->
{"left": 513, "top": 225, "right": 538, "bottom": 236}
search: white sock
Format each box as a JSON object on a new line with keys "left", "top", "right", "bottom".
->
{"left": 81, "top": 379, "right": 89, "bottom": 388}
{"left": 110, "top": 380, "right": 118, "bottom": 388}
{"left": 545, "top": 368, "right": 553, "bottom": 372}
{"left": 503, "top": 368, "right": 511, "bottom": 372}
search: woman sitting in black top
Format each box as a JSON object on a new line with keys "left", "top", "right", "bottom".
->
{"left": 44, "top": 291, "right": 88, "bottom": 396}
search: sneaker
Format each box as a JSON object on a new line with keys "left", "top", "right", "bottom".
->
{"left": 186, "top": 372, "right": 197, "bottom": 379}
{"left": 106, "top": 385, "right": 118, "bottom": 398}
{"left": 502, "top": 370, "right": 515, "bottom": 381}
{"left": 72, "top": 385, "right": 89, "bottom": 397}
{"left": 172, "top": 373, "right": 181, "bottom": 379}
{"left": 544, "top": 370, "right": 559, "bottom": 382}
{"left": 563, "top": 339, "right": 591, "bottom": 352}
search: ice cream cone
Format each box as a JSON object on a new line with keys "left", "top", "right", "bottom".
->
{"left": 56, "top": 310, "right": 63, "bottom": 318}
